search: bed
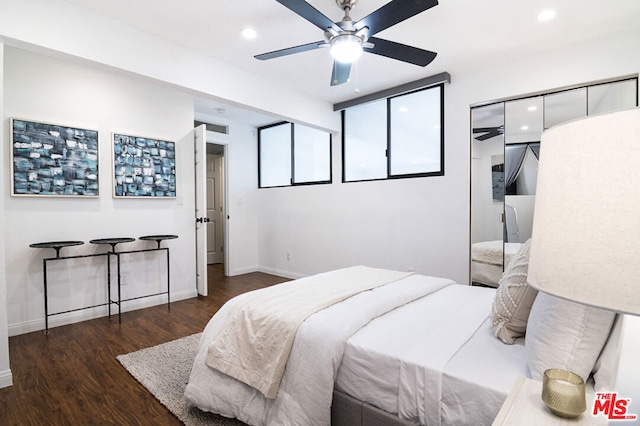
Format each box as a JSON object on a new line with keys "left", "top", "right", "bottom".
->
{"left": 184, "top": 264, "right": 619, "bottom": 426}
{"left": 471, "top": 240, "right": 522, "bottom": 287}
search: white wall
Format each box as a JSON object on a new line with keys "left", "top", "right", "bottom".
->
{"left": 257, "top": 166, "right": 466, "bottom": 282}
{"left": 0, "top": 41, "right": 12, "bottom": 388}
{"left": 0, "top": 0, "right": 339, "bottom": 134}
{"left": 3, "top": 47, "right": 197, "bottom": 335}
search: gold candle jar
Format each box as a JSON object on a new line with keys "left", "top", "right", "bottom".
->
{"left": 542, "top": 369, "right": 587, "bottom": 418}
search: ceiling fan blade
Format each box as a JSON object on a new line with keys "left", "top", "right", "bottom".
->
{"left": 330, "top": 61, "right": 352, "bottom": 86}
{"left": 275, "top": 0, "right": 341, "bottom": 32}
{"left": 255, "top": 41, "right": 325, "bottom": 60}
{"left": 354, "top": 0, "right": 438, "bottom": 36}
{"left": 365, "top": 37, "right": 436, "bottom": 67}
{"left": 473, "top": 126, "right": 504, "bottom": 141}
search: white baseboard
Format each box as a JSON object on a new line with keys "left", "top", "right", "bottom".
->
{"left": 257, "top": 266, "right": 307, "bottom": 280}
{"left": 228, "top": 265, "right": 259, "bottom": 276}
{"left": 8, "top": 289, "right": 198, "bottom": 336}
{"left": 0, "top": 369, "right": 13, "bottom": 388}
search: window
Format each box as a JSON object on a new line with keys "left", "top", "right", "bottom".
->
{"left": 259, "top": 123, "right": 291, "bottom": 188}
{"left": 343, "top": 84, "right": 444, "bottom": 182}
{"left": 258, "top": 122, "right": 332, "bottom": 188}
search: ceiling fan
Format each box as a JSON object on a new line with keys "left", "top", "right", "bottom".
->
{"left": 255, "top": 0, "right": 439, "bottom": 86}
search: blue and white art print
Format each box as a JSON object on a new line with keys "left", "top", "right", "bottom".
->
{"left": 113, "top": 133, "right": 176, "bottom": 198}
{"left": 11, "top": 118, "right": 99, "bottom": 197}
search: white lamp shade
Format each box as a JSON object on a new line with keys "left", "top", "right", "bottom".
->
{"left": 528, "top": 107, "right": 640, "bottom": 315}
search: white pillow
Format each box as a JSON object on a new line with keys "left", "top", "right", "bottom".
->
{"left": 592, "top": 314, "right": 622, "bottom": 391}
{"left": 490, "top": 239, "right": 538, "bottom": 344}
{"left": 525, "top": 292, "right": 616, "bottom": 382}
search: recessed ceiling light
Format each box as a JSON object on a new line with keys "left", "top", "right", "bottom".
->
{"left": 537, "top": 10, "right": 556, "bottom": 22}
{"left": 521, "top": 125, "right": 530, "bottom": 131}
{"left": 399, "top": 107, "right": 409, "bottom": 113}
{"left": 241, "top": 28, "right": 257, "bottom": 39}
{"left": 528, "top": 105, "right": 538, "bottom": 112}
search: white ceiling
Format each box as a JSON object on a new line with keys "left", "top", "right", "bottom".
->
{"left": 61, "top": 0, "right": 640, "bottom": 125}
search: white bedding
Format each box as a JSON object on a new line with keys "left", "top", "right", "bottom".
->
{"left": 335, "top": 284, "right": 526, "bottom": 426}
{"left": 185, "top": 272, "right": 454, "bottom": 426}
{"left": 205, "top": 266, "right": 412, "bottom": 399}
{"left": 441, "top": 320, "right": 526, "bottom": 425}
{"left": 471, "top": 240, "right": 505, "bottom": 265}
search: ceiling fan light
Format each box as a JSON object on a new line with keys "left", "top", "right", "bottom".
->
{"left": 330, "top": 34, "right": 363, "bottom": 63}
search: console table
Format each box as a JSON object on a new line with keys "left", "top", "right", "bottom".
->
{"left": 29, "top": 240, "right": 116, "bottom": 335}
{"left": 30, "top": 235, "right": 178, "bottom": 334}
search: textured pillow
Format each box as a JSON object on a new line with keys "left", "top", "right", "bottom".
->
{"left": 490, "top": 239, "right": 538, "bottom": 344}
{"left": 525, "top": 292, "right": 616, "bottom": 382}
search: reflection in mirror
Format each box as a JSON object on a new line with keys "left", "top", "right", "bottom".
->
{"left": 544, "top": 88, "right": 587, "bottom": 129}
{"left": 505, "top": 143, "right": 539, "bottom": 196}
{"left": 470, "top": 103, "right": 505, "bottom": 287}
{"left": 503, "top": 98, "right": 541, "bottom": 252}
{"left": 588, "top": 80, "right": 638, "bottom": 114}
{"left": 505, "top": 97, "right": 544, "bottom": 144}
{"left": 470, "top": 76, "right": 638, "bottom": 287}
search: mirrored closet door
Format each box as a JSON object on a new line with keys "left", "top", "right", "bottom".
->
{"left": 470, "top": 76, "right": 638, "bottom": 287}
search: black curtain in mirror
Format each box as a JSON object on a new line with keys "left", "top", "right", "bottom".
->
{"left": 505, "top": 143, "right": 540, "bottom": 195}
{"left": 505, "top": 145, "right": 527, "bottom": 189}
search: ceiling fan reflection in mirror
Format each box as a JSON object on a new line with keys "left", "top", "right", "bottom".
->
{"left": 255, "top": 0, "right": 439, "bottom": 86}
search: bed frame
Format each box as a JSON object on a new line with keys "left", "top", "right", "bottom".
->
{"left": 332, "top": 390, "right": 415, "bottom": 426}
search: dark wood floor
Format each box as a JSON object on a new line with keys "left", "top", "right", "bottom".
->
{"left": 0, "top": 264, "right": 289, "bottom": 425}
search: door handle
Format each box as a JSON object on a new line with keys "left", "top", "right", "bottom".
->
{"left": 196, "top": 217, "right": 211, "bottom": 223}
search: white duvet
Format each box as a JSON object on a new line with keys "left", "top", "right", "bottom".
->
{"left": 204, "top": 266, "right": 413, "bottom": 399}
{"left": 184, "top": 273, "right": 454, "bottom": 426}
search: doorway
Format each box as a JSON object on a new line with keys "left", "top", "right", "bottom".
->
{"left": 206, "top": 144, "right": 225, "bottom": 265}
{"left": 194, "top": 125, "right": 229, "bottom": 296}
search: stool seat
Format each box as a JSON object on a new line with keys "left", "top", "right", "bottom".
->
{"left": 30, "top": 240, "right": 85, "bottom": 257}
{"left": 139, "top": 234, "right": 178, "bottom": 248}
{"left": 89, "top": 237, "right": 136, "bottom": 245}
{"left": 30, "top": 240, "right": 85, "bottom": 249}
{"left": 90, "top": 237, "right": 135, "bottom": 253}
{"left": 139, "top": 234, "right": 178, "bottom": 242}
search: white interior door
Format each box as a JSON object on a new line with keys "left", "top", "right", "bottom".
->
{"left": 207, "top": 154, "right": 224, "bottom": 264}
{"left": 194, "top": 124, "right": 208, "bottom": 296}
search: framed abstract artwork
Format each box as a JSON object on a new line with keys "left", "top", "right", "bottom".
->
{"left": 112, "top": 133, "right": 176, "bottom": 198}
{"left": 10, "top": 118, "right": 99, "bottom": 197}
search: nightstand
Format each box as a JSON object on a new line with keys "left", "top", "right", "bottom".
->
{"left": 493, "top": 377, "right": 607, "bottom": 425}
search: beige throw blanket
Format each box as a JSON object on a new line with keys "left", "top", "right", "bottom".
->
{"left": 205, "top": 266, "right": 413, "bottom": 398}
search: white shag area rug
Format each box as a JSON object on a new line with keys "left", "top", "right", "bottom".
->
{"left": 117, "top": 333, "right": 247, "bottom": 426}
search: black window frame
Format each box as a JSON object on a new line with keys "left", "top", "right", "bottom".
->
{"left": 258, "top": 121, "right": 333, "bottom": 189}
{"left": 342, "top": 83, "right": 445, "bottom": 183}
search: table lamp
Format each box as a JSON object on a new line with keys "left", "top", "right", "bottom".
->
{"left": 527, "top": 107, "right": 640, "bottom": 418}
